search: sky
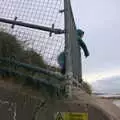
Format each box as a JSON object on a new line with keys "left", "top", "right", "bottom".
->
{"left": 71, "top": 0, "right": 120, "bottom": 83}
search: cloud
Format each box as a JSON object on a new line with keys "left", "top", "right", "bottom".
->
{"left": 83, "top": 68, "right": 120, "bottom": 83}
{"left": 71, "top": 0, "right": 120, "bottom": 80}
{"left": 92, "top": 75, "right": 120, "bottom": 94}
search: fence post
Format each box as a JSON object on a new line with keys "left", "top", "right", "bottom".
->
{"left": 64, "top": 0, "right": 73, "bottom": 98}
{"left": 64, "top": 0, "right": 83, "bottom": 97}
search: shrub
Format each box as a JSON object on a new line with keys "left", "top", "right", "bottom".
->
{"left": 82, "top": 81, "right": 92, "bottom": 95}
{"left": 0, "top": 31, "right": 47, "bottom": 69}
{"left": 22, "top": 49, "right": 47, "bottom": 68}
{"left": 0, "top": 31, "right": 24, "bottom": 60}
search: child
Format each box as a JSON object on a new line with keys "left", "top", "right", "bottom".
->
{"left": 57, "top": 29, "right": 90, "bottom": 74}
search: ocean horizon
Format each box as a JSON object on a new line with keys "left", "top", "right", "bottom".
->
{"left": 91, "top": 77, "right": 120, "bottom": 108}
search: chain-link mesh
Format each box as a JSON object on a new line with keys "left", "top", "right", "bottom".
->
{"left": 0, "top": 0, "right": 64, "bottom": 72}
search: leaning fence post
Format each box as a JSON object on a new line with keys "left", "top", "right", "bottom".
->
{"left": 64, "top": 0, "right": 73, "bottom": 98}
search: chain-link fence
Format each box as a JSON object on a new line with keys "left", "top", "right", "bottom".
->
{"left": 0, "top": 0, "right": 65, "bottom": 72}
{"left": 0, "top": 0, "right": 82, "bottom": 90}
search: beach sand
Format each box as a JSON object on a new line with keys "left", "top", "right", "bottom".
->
{"left": 73, "top": 87, "right": 120, "bottom": 120}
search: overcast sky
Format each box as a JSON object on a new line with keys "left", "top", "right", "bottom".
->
{"left": 71, "top": 0, "right": 120, "bottom": 82}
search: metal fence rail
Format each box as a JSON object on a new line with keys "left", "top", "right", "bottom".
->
{"left": 0, "top": 18, "right": 64, "bottom": 35}
{"left": 0, "top": 56, "right": 65, "bottom": 91}
{"left": 0, "top": 57, "right": 64, "bottom": 80}
{"left": 0, "top": 67, "right": 60, "bottom": 88}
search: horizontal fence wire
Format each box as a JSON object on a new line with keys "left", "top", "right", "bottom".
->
{"left": 0, "top": 0, "right": 65, "bottom": 72}
{"left": 0, "top": 67, "right": 61, "bottom": 88}
{"left": 0, "top": 57, "right": 64, "bottom": 80}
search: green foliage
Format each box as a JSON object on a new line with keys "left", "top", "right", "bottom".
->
{"left": 0, "top": 31, "right": 24, "bottom": 60}
{"left": 0, "top": 31, "right": 47, "bottom": 68}
{"left": 82, "top": 81, "right": 92, "bottom": 95}
{"left": 22, "top": 49, "right": 47, "bottom": 68}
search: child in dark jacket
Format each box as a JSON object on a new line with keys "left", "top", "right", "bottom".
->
{"left": 57, "top": 29, "right": 90, "bottom": 74}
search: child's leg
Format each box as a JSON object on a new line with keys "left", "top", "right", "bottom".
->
{"left": 61, "top": 63, "right": 65, "bottom": 75}
{"left": 61, "top": 53, "right": 65, "bottom": 75}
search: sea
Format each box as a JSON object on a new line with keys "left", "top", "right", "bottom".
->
{"left": 94, "top": 93, "right": 120, "bottom": 108}
{"left": 91, "top": 77, "right": 120, "bottom": 108}
{"left": 113, "top": 100, "right": 120, "bottom": 108}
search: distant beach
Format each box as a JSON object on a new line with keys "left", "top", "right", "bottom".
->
{"left": 94, "top": 93, "right": 120, "bottom": 108}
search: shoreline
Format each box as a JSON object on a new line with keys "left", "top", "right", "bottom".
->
{"left": 74, "top": 89, "right": 120, "bottom": 119}
{"left": 97, "top": 97, "right": 120, "bottom": 109}
{"left": 99, "top": 97, "right": 120, "bottom": 100}
{"left": 92, "top": 93, "right": 120, "bottom": 100}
